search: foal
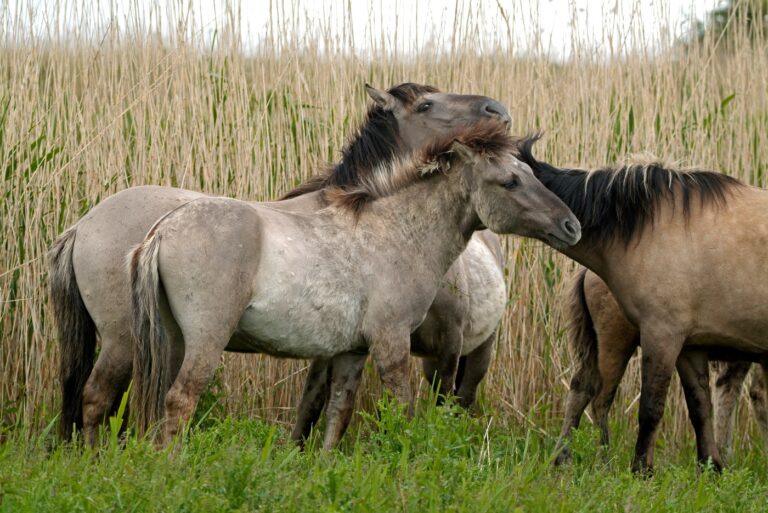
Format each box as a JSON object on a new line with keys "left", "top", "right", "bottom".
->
{"left": 128, "top": 123, "right": 581, "bottom": 448}
{"left": 515, "top": 135, "right": 768, "bottom": 473}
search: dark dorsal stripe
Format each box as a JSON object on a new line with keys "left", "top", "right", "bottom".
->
{"left": 281, "top": 83, "right": 439, "bottom": 200}
{"left": 515, "top": 134, "right": 743, "bottom": 246}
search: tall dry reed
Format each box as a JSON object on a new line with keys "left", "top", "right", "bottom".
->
{"left": 1, "top": 1, "right": 767, "bottom": 451}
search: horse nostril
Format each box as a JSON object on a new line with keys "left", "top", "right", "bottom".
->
{"left": 562, "top": 218, "right": 579, "bottom": 239}
{"left": 481, "top": 101, "right": 511, "bottom": 125}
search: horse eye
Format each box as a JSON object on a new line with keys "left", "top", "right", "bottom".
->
{"left": 416, "top": 102, "right": 432, "bottom": 113}
{"left": 503, "top": 177, "right": 519, "bottom": 190}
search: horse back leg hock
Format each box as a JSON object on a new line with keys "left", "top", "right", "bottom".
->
{"left": 322, "top": 352, "right": 367, "bottom": 450}
{"left": 455, "top": 334, "right": 494, "bottom": 410}
{"left": 82, "top": 329, "right": 132, "bottom": 446}
{"left": 291, "top": 358, "right": 331, "bottom": 448}
{"left": 713, "top": 361, "right": 750, "bottom": 460}
{"left": 591, "top": 336, "right": 637, "bottom": 447}
{"left": 677, "top": 351, "right": 722, "bottom": 470}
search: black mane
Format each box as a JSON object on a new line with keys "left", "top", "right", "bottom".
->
{"left": 281, "top": 83, "right": 439, "bottom": 199}
{"left": 515, "top": 135, "right": 743, "bottom": 246}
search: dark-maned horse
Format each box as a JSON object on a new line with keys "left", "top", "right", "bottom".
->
{"left": 49, "top": 83, "right": 513, "bottom": 445}
{"left": 128, "top": 123, "right": 581, "bottom": 448}
{"left": 515, "top": 134, "right": 768, "bottom": 473}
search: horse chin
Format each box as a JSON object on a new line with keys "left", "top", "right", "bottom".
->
{"left": 543, "top": 233, "right": 571, "bottom": 251}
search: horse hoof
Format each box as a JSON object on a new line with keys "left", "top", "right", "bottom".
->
{"left": 631, "top": 460, "right": 654, "bottom": 478}
{"left": 553, "top": 448, "right": 572, "bottom": 466}
{"left": 699, "top": 457, "right": 724, "bottom": 473}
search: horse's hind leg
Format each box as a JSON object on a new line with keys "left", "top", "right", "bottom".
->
{"left": 554, "top": 363, "right": 598, "bottom": 466}
{"left": 322, "top": 352, "right": 367, "bottom": 450}
{"left": 713, "top": 361, "right": 750, "bottom": 461}
{"left": 159, "top": 285, "right": 248, "bottom": 445}
{"left": 455, "top": 334, "right": 494, "bottom": 410}
{"left": 591, "top": 336, "right": 637, "bottom": 448}
{"left": 676, "top": 351, "right": 722, "bottom": 471}
{"left": 81, "top": 330, "right": 133, "bottom": 446}
{"left": 748, "top": 363, "right": 768, "bottom": 449}
{"left": 291, "top": 358, "right": 331, "bottom": 448}
{"left": 423, "top": 326, "right": 462, "bottom": 405}
{"left": 161, "top": 341, "right": 224, "bottom": 444}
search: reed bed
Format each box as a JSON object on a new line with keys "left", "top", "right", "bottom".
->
{"left": 1, "top": 0, "right": 767, "bottom": 453}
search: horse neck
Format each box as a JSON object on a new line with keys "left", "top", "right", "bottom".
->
{"left": 534, "top": 167, "right": 614, "bottom": 278}
{"left": 360, "top": 171, "right": 477, "bottom": 282}
{"left": 560, "top": 242, "right": 611, "bottom": 280}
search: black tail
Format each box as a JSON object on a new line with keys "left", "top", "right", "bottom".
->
{"left": 49, "top": 226, "right": 96, "bottom": 441}
{"left": 566, "top": 269, "right": 600, "bottom": 396}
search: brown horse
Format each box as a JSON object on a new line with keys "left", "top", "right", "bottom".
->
{"left": 556, "top": 269, "right": 768, "bottom": 464}
{"left": 49, "top": 83, "right": 513, "bottom": 444}
{"left": 515, "top": 134, "right": 768, "bottom": 473}
{"left": 128, "top": 123, "right": 581, "bottom": 448}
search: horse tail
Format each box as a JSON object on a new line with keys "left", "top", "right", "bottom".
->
{"left": 129, "top": 231, "right": 171, "bottom": 438}
{"left": 49, "top": 226, "right": 96, "bottom": 441}
{"left": 567, "top": 268, "right": 600, "bottom": 395}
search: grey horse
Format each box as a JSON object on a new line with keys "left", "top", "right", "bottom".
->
{"left": 49, "top": 83, "right": 513, "bottom": 444}
{"left": 128, "top": 122, "right": 581, "bottom": 448}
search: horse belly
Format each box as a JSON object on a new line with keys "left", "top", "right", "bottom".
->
{"left": 235, "top": 278, "right": 363, "bottom": 359}
{"left": 688, "top": 318, "right": 768, "bottom": 355}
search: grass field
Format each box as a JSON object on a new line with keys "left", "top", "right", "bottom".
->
{"left": 3, "top": 399, "right": 768, "bottom": 512}
{"left": 1, "top": 0, "right": 768, "bottom": 508}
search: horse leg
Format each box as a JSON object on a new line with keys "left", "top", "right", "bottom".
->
{"left": 322, "top": 352, "right": 367, "bottom": 450}
{"left": 454, "top": 356, "right": 467, "bottom": 394}
{"left": 631, "top": 327, "right": 682, "bottom": 475}
{"left": 554, "top": 362, "right": 599, "bottom": 465}
{"left": 428, "top": 325, "right": 463, "bottom": 405}
{"left": 161, "top": 344, "right": 223, "bottom": 445}
{"left": 713, "top": 361, "right": 750, "bottom": 461}
{"left": 82, "top": 329, "right": 132, "bottom": 446}
{"left": 159, "top": 297, "right": 243, "bottom": 446}
{"left": 749, "top": 363, "right": 768, "bottom": 449}
{"left": 676, "top": 351, "right": 722, "bottom": 470}
{"left": 422, "top": 357, "right": 440, "bottom": 393}
{"left": 369, "top": 329, "right": 412, "bottom": 412}
{"left": 591, "top": 336, "right": 637, "bottom": 448}
{"left": 455, "top": 334, "right": 494, "bottom": 410}
{"left": 291, "top": 358, "right": 331, "bottom": 448}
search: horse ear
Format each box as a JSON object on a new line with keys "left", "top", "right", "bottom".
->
{"left": 450, "top": 141, "right": 479, "bottom": 164}
{"left": 365, "top": 84, "right": 400, "bottom": 111}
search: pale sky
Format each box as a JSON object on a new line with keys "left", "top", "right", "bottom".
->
{"left": 4, "top": 0, "right": 722, "bottom": 59}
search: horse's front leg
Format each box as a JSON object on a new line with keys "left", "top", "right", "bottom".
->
{"left": 322, "top": 352, "right": 367, "bottom": 449}
{"left": 676, "top": 350, "right": 722, "bottom": 471}
{"left": 632, "top": 326, "right": 683, "bottom": 475}
{"left": 291, "top": 358, "right": 331, "bottom": 449}
{"left": 369, "top": 329, "right": 413, "bottom": 414}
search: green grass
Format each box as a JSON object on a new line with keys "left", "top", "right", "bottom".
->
{"left": 1, "top": 400, "right": 766, "bottom": 513}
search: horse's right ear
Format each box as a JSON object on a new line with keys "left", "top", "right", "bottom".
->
{"left": 365, "top": 84, "right": 400, "bottom": 111}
